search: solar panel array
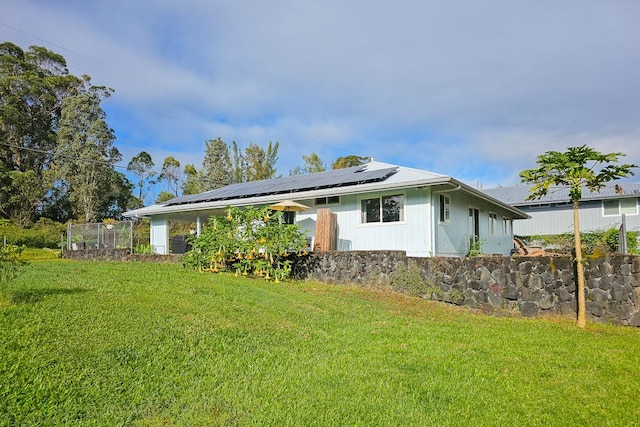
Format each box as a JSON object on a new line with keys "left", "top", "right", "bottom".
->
{"left": 164, "top": 165, "right": 399, "bottom": 206}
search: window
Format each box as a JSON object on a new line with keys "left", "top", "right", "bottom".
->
{"left": 502, "top": 217, "right": 511, "bottom": 235}
{"left": 315, "top": 196, "right": 340, "bottom": 206}
{"left": 439, "top": 194, "right": 451, "bottom": 223}
{"left": 361, "top": 194, "right": 404, "bottom": 223}
{"left": 283, "top": 211, "right": 295, "bottom": 224}
{"left": 603, "top": 198, "right": 638, "bottom": 216}
{"left": 489, "top": 213, "right": 497, "bottom": 235}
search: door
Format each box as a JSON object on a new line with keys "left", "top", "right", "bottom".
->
{"left": 468, "top": 207, "right": 480, "bottom": 244}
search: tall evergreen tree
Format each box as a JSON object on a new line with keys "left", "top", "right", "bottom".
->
{"left": 127, "top": 151, "right": 155, "bottom": 202}
{"left": 181, "top": 163, "right": 204, "bottom": 195}
{"left": 201, "top": 137, "right": 231, "bottom": 190}
{"left": 158, "top": 156, "right": 181, "bottom": 196}
{"left": 230, "top": 140, "right": 246, "bottom": 184}
{"left": 244, "top": 141, "right": 279, "bottom": 181}
{"left": 55, "top": 82, "right": 121, "bottom": 222}
{"left": 0, "top": 42, "right": 81, "bottom": 223}
{"left": 331, "top": 155, "right": 370, "bottom": 169}
{"left": 290, "top": 152, "right": 326, "bottom": 175}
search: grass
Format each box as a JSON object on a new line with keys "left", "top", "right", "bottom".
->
{"left": 18, "top": 247, "right": 62, "bottom": 261}
{"left": 1, "top": 261, "right": 639, "bottom": 426}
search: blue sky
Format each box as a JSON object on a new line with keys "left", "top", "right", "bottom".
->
{"left": 3, "top": 0, "right": 640, "bottom": 203}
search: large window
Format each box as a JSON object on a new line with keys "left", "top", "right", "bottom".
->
{"left": 361, "top": 194, "right": 404, "bottom": 224}
{"left": 603, "top": 198, "right": 638, "bottom": 216}
{"left": 439, "top": 194, "right": 451, "bottom": 223}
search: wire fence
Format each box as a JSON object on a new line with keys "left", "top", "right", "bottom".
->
{"left": 67, "top": 221, "right": 133, "bottom": 251}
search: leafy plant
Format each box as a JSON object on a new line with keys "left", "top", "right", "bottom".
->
{"left": 0, "top": 244, "right": 27, "bottom": 296}
{"left": 133, "top": 244, "right": 152, "bottom": 254}
{"left": 183, "top": 206, "right": 308, "bottom": 282}
{"left": 466, "top": 237, "right": 485, "bottom": 257}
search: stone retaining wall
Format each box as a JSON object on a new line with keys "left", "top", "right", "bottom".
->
{"left": 302, "top": 251, "right": 640, "bottom": 327}
{"left": 62, "top": 248, "right": 181, "bottom": 263}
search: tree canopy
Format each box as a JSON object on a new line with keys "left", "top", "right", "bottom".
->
{"left": 332, "top": 155, "right": 370, "bottom": 169}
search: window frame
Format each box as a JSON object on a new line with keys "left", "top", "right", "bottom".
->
{"left": 359, "top": 193, "right": 405, "bottom": 225}
{"left": 315, "top": 195, "right": 340, "bottom": 206}
{"left": 602, "top": 198, "right": 638, "bottom": 217}
{"left": 502, "top": 217, "right": 511, "bottom": 236}
{"left": 439, "top": 194, "right": 451, "bottom": 224}
{"left": 488, "top": 212, "right": 497, "bottom": 235}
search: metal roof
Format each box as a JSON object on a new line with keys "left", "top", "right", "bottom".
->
{"left": 163, "top": 164, "right": 398, "bottom": 206}
{"left": 483, "top": 183, "right": 640, "bottom": 206}
{"left": 123, "top": 161, "right": 529, "bottom": 219}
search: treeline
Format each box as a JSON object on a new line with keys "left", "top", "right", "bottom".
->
{"left": 1, "top": 42, "right": 130, "bottom": 226}
{"left": 1, "top": 41, "right": 370, "bottom": 227}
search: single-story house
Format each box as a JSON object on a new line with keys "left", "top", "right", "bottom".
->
{"left": 483, "top": 183, "right": 640, "bottom": 236}
{"left": 123, "top": 161, "right": 529, "bottom": 257}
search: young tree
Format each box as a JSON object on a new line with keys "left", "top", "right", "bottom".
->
{"left": 156, "top": 190, "right": 176, "bottom": 203}
{"left": 519, "top": 145, "right": 637, "bottom": 328}
{"left": 244, "top": 141, "right": 280, "bottom": 181}
{"left": 201, "top": 137, "right": 231, "bottom": 190}
{"left": 126, "top": 151, "right": 155, "bottom": 202}
{"left": 181, "top": 163, "right": 205, "bottom": 195}
{"left": 230, "top": 141, "right": 246, "bottom": 184}
{"left": 290, "top": 152, "right": 326, "bottom": 175}
{"left": 158, "top": 156, "right": 181, "bottom": 196}
{"left": 331, "top": 155, "right": 370, "bottom": 169}
{"left": 55, "top": 82, "right": 121, "bottom": 223}
{"left": 0, "top": 168, "right": 45, "bottom": 227}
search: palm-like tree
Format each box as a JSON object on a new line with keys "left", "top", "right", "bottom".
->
{"left": 520, "top": 145, "right": 637, "bottom": 328}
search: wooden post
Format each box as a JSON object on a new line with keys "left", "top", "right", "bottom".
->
{"left": 314, "top": 208, "right": 337, "bottom": 251}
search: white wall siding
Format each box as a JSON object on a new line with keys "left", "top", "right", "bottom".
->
{"left": 298, "top": 188, "right": 433, "bottom": 257}
{"left": 435, "top": 190, "right": 515, "bottom": 256}
{"left": 514, "top": 199, "right": 640, "bottom": 236}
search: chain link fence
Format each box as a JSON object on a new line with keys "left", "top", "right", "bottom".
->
{"left": 67, "top": 221, "right": 133, "bottom": 251}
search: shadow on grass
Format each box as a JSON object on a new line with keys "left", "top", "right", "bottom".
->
{"left": 9, "top": 287, "right": 89, "bottom": 304}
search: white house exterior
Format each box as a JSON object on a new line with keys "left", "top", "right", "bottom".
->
{"left": 483, "top": 184, "right": 640, "bottom": 236}
{"left": 123, "top": 161, "right": 528, "bottom": 257}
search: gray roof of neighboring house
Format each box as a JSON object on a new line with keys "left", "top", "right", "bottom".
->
{"left": 483, "top": 183, "right": 640, "bottom": 206}
{"left": 123, "top": 161, "right": 529, "bottom": 219}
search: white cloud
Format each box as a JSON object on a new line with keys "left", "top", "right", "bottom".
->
{"left": 2, "top": 0, "right": 639, "bottom": 201}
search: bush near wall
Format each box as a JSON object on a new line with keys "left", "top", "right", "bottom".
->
{"left": 0, "top": 218, "right": 65, "bottom": 248}
{"left": 522, "top": 228, "right": 639, "bottom": 255}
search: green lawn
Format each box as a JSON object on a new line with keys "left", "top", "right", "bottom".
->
{"left": 1, "top": 261, "right": 639, "bottom": 426}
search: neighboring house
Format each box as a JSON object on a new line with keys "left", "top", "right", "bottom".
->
{"left": 483, "top": 183, "right": 640, "bottom": 236}
{"left": 123, "top": 161, "right": 528, "bottom": 257}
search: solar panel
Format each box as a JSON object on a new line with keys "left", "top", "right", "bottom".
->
{"left": 164, "top": 165, "right": 398, "bottom": 206}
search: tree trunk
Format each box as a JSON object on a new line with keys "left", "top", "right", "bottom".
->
{"left": 573, "top": 201, "right": 587, "bottom": 328}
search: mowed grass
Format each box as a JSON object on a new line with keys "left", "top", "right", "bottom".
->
{"left": 1, "top": 261, "right": 639, "bottom": 426}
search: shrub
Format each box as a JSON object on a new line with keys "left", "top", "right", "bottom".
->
{"left": 390, "top": 263, "right": 434, "bottom": 297}
{"left": 0, "top": 218, "right": 65, "bottom": 248}
{"left": 525, "top": 228, "right": 639, "bottom": 256}
{"left": 0, "top": 244, "right": 27, "bottom": 295}
{"left": 183, "top": 206, "right": 308, "bottom": 282}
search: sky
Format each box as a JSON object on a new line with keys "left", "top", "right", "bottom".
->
{"left": 2, "top": 0, "right": 640, "bottom": 203}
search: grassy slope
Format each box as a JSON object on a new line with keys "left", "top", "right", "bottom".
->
{"left": 1, "top": 261, "right": 639, "bottom": 426}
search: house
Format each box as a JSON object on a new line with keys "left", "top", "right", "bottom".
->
{"left": 123, "top": 161, "right": 529, "bottom": 257}
{"left": 483, "top": 183, "right": 640, "bottom": 236}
